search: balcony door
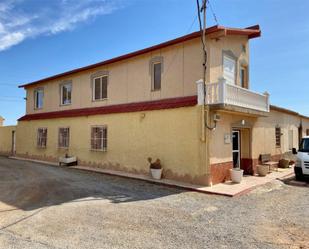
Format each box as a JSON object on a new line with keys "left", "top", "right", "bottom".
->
{"left": 232, "top": 130, "right": 240, "bottom": 168}
{"left": 223, "top": 55, "right": 236, "bottom": 85}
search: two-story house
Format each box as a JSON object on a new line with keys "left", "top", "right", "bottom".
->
{"left": 13, "top": 24, "right": 309, "bottom": 186}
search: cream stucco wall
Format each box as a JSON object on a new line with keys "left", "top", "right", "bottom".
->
{"left": 251, "top": 110, "right": 300, "bottom": 159}
{"left": 209, "top": 112, "right": 257, "bottom": 164}
{"left": 25, "top": 35, "right": 249, "bottom": 115}
{"left": 209, "top": 35, "right": 249, "bottom": 86}
{"left": 210, "top": 109, "right": 304, "bottom": 165}
{"left": 16, "top": 106, "right": 210, "bottom": 184}
{"left": 301, "top": 118, "right": 309, "bottom": 138}
{"left": 0, "top": 126, "right": 16, "bottom": 155}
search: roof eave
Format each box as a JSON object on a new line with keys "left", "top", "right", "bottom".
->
{"left": 19, "top": 25, "right": 261, "bottom": 89}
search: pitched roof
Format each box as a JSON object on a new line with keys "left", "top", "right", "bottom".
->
{"left": 270, "top": 105, "right": 309, "bottom": 119}
{"left": 19, "top": 25, "right": 261, "bottom": 89}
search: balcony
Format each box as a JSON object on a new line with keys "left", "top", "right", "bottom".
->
{"left": 197, "top": 78, "right": 270, "bottom": 115}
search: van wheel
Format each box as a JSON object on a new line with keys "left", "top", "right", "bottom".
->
{"left": 295, "top": 172, "right": 304, "bottom": 181}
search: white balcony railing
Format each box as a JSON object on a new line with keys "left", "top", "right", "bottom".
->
{"left": 197, "top": 78, "right": 270, "bottom": 113}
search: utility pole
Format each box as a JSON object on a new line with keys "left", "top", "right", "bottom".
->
{"left": 201, "top": 0, "right": 211, "bottom": 186}
{"left": 197, "top": 0, "right": 213, "bottom": 186}
{"left": 202, "top": 0, "right": 207, "bottom": 88}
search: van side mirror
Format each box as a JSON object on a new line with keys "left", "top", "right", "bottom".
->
{"left": 292, "top": 148, "right": 297, "bottom": 155}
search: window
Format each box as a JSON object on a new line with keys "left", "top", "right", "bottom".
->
{"left": 288, "top": 130, "right": 293, "bottom": 150}
{"left": 306, "top": 129, "right": 309, "bottom": 136}
{"left": 299, "top": 138, "right": 309, "bottom": 152}
{"left": 34, "top": 88, "right": 44, "bottom": 109}
{"left": 275, "top": 127, "right": 281, "bottom": 147}
{"left": 152, "top": 62, "right": 161, "bottom": 91}
{"left": 60, "top": 82, "right": 72, "bottom": 105}
{"left": 223, "top": 53, "right": 236, "bottom": 85}
{"left": 240, "top": 66, "right": 248, "bottom": 88}
{"left": 91, "top": 126, "right": 107, "bottom": 151}
{"left": 58, "top": 127, "right": 70, "bottom": 148}
{"left": 37, "top": 128, "right": 47, "bottom": 148}
{"left": 150, "top": 57, "right": 163, "bottom": 91}
{"left": 93, "top": 75, "right": 108, "bottom": 101}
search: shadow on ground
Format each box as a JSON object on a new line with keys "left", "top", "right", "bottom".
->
{"left": 0, "top": 156, "right": 184, "bottom": 211}
{"left": 280, "top": 175, "right": 309, "bottom": 188}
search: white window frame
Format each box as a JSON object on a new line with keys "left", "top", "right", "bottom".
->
{"left": 90, "top": 125, "right": 107, "bottom": 152}
{"left": 37, "top": 128, "right": 47, "bottom": 148}
{"left": 222, "top": 51, "right": 237, "bottom": 85}
{"left": 152, "top": 62, "right": 162, "bottom": 91}
{"left": 240, "top": 66, "right": 247, "bottom": 88}
{"left": 60, "top": 82, "right": 72, "bottom": 106}
{"left": 58, "top": 127, "right": 70, "bottom": 149}
{"left": 92, "top": 75, "right": 108, "bottom": 101}
{"left": 34, "top": 88, "right": 44, "bottom": 109}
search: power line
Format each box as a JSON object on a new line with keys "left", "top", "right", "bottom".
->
{"left": 161, "top": 13, "right": 199, "bottom": 81}
{"left": 206, "top": 0, "right": 219, "bottom": 25}
{"left": 186, "top": 15, "right": 198, "bottom": 34}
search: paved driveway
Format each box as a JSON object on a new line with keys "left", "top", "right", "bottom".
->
{"left": 0, "top": 157, "right": 308, "bottom": 249}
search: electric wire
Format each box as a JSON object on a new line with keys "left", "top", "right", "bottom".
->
{"left": 196, "top": 0, "right": 216, "bottom": 130}
{"left": 207, "top": 0, "right": 219, "bottom": 25}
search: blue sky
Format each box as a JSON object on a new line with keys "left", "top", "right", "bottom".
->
{"left": 0, "top": 0, "right": 308, "bottom": 125}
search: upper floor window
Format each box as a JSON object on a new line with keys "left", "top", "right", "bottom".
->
{"left": 240, "top": 66, "right": 248, "bottom": 88}
{"left": 58, "top": 127, "right": 70, "bottom": 148}
{"left": 60, "top": 82, "right": 72, "bottom": 105}
{"left": 152, "top": 62, "right": 161, "bottom": 91}
{"left": 223, "top": 51, "right": 237, "bottom": 85}
{"left": 275, "top": 127, "right": 281, "bottom": 147}
{"left": 150, "top": 56, "right": 163, "bottom": 91}
{"left": 93, "top": 75, "right": 108, "bottom": 101}
{"left": 91, "top": 126, "right": 107, "bottom": 151}
{"left": 37, "top": 128, "right": 47, "bottom": 148}
{"left": 34, "top": 88, "right": 44, "bottom": 109}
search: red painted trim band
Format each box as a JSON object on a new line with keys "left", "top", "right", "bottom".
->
{"left": 18, "top": 96, "right": 197, "bottom": 121}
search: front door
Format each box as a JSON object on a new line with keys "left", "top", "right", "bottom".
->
{"left": 232, "top": 130, "right": 240, "bottom": 168}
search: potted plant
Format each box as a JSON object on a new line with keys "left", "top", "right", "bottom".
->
{"left": 59, "top": 153, "right": 77, "bottom": 166}
{"left": 289, "top": 160, "right": 295, "bottom": 168}
{"left": 278, "top": 159, "right": 289, "bottom": 168}
{"left": 256, "top": 165, "right": 268, "bottom": 177}
{"left": 229, "top": 166, "right": 244, "bottom": 183}
{"left": 148, "top": 157, "right": 163, "bottom": 180}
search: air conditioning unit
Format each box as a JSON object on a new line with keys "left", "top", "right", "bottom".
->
{"left": 213, "top": 113, "right": 221, "bottom": 122}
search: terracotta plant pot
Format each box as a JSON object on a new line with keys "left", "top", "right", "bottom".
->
{"left": 230, "top": 168, "right": 244, "bottom": 183}
{"left": 257, "top": 165, "right": 268, "bottom": 176}
{"left": 279, "top": 159, "right": 289, "bottom": 168}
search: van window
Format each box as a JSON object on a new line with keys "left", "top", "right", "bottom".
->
{"left": 299, "top": 138, "right": 309, "bottom": 152}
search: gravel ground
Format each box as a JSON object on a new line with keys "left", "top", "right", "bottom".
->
{"left": 0, "top": 156, "right": 308, "bottom": 249}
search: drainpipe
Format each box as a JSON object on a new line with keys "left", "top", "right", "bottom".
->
{"left": 196, "top": 79, "right": 212, "bottom": 186}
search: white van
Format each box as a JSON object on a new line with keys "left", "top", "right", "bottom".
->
{"left": 293, "top": 136, "right": 309, "bottom": 180}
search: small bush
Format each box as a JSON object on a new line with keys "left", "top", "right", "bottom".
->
{"left": 148, "top": 157, "right": 162, "bottom": 170}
